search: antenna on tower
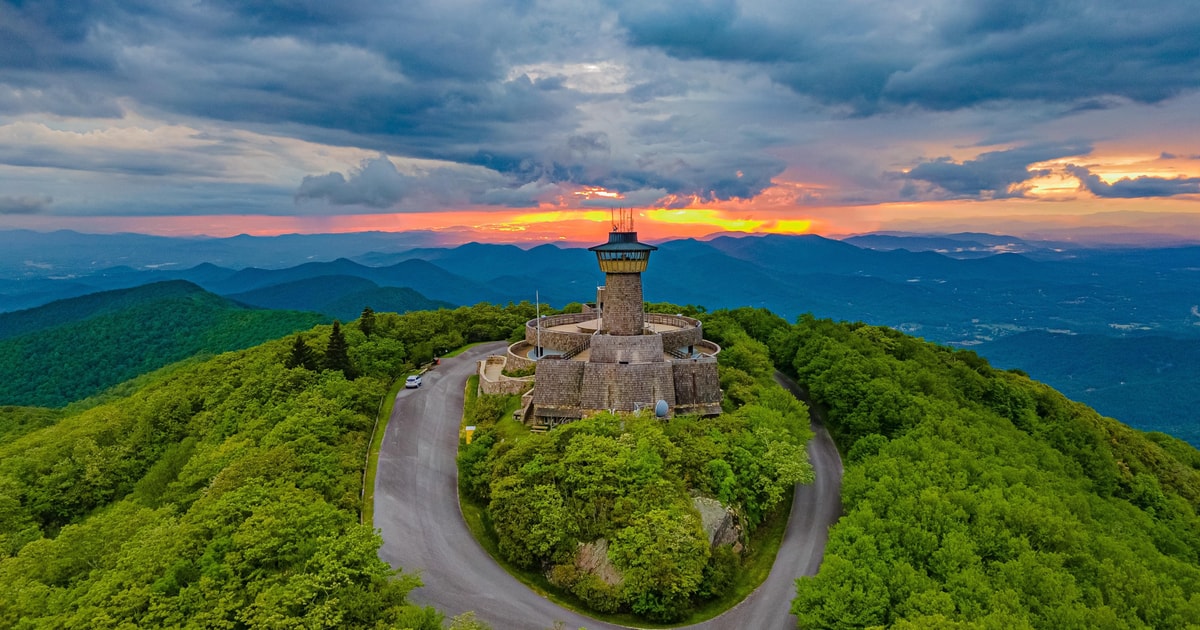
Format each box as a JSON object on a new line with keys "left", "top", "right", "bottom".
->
{"left": 611, "top": 207, "right": 634, "bottom": 232}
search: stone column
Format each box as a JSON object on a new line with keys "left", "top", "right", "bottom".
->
{"left": 603, "top": 272, "right": 644, "bottom": 335}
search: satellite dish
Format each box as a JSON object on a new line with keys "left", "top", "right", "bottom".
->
{"left": 654, "top": 399, "right": 668, "bottom": 418}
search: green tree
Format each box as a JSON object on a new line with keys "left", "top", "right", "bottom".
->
{"left": 488, "top": 479, "right": 577, "bottom": 568}
{"left": 323, "top": 321, "right": 356, "bottom": 379}
{"left": 359, "top": 306, "right": 376, "bottom": 338}
{"left": 285, "top": 334, "right": 318, "bottom": 370}
{"left": 611, "top": 508, "right": 710, "bottom": 621}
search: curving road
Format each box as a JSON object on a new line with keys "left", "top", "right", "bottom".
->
{"left": 375, "top": 342, "right": 843, "bottom": 629}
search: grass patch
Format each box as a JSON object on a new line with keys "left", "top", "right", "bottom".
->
{"left": 493, "top": 415, "right": 529, "bottom": 442}
{"left": 464, "top": 375, "right": 480, "bottom": 421}
{"left": 492, "top": 394, "right": 528, "bottom": 440}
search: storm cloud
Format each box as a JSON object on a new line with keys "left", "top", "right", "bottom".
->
{"left": 613, "top": 0, "right": 1200, "bottom": 113}
{"left": 0, "top": 195, "right": 52, "bottom": 214}
{"left": 295, "top": 155, "right": 562, "bottom": 210}
{"left": 0, "top": 0, "right": 1198, "bottom": 219}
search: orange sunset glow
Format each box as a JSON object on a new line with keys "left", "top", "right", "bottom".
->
{"left": 2, "top": 164, "right": 1198, "bottom": 244}
{"left": 2, "top": 0, "right": 1200, "bottom": 251}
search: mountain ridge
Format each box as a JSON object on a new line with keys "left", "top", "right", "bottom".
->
{"left": 0, "top": 281, "right": 325, "bottom": 407}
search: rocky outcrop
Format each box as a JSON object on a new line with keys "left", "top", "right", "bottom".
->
{"left": 693, "top": 496, "right": 742, "bottom": 551}
{"left": 575, "top": 538, "right": 623, "bottom": 586}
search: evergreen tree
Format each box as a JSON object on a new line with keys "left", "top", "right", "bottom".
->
{"left": 360, "top": 306, "right": 376, "bottom": 338}
{"left": 324, "top": 320, "right": 356, "bottom": 379}
{"left": 285, "top": 334, "right": 318, "bottom": 370}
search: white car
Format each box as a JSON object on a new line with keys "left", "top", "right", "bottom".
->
{"left": 405, "top": 374, "right": 423, "bottom": 389}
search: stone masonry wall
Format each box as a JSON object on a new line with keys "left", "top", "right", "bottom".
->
{"left": 673, "top": 358, "right": 722, "bottom": 407}
{"left": 579, "top": 362, "right": 675, "bottom": 412}
{"left": 505, "top": 342, "right": 537, "bottom": 371}
{"left": 644, "top": 313, "right": 702, "bottom": 328}
{"left": 603, "top": 272, "right": 644, "bottom": 335}
{"left": 525, "top": 313, "right": 593, "bottom": 354}
{"left": 478, "top": 356, "right": 534, "bottom": 396}
{"left": 660, "top": 325, "right": 704, "bottom": 351}
{"left": 588, "top": 333, "right": 664, "bottom": 364}
{"left": 532, "top": 359, "right": 585, "bottom": 408}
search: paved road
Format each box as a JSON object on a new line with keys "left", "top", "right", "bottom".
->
{"left": 375, "top": 342, "right": 843, "bottom": 629}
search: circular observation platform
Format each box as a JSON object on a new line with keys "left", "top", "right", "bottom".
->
{"left": 511, "top": 312, "right": 719, "bottom": 366}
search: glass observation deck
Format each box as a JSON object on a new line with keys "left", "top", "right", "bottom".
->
{"left": 588, "top": 230, "right": 657, "bottom": 273}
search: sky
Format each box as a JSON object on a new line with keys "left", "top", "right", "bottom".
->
{"left": 1, "top": 0, "right": 1199, "bottom": 245}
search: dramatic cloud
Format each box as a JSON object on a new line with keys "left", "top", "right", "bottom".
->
{"left": 613, "top": 0, "right": 1200, "bottom": 112}
{"left": 0, "top": 0, "right": 1198, "bottom": 228}
{"left": 0, "top": 195, "right": 51, "bottom": 214}
{"left": 295, "top": 155, "right": 563, "bottom": 210}
{"left": 1068, "top": 166, "right": 1200, "bottom": 198}
{"left": 902, "top": 143, "right": 1092, "bottom": 199}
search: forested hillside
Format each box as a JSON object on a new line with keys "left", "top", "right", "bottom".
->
{"left": 0, "top": 281, "right": 326, "bottom": 407}
{"left": 715, "top": 311, "right": 1200, "bottom": 628}
{"left": 3, "top": 298, "right": 1198, "bottom": 628}
{"left": 0, "top": 280, "right": 218, "bottom": 341}
{"left": 0, "top": 302, "right": 539, "bottom": 628}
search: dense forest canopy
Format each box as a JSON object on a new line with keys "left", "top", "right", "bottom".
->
{"left": 0, "top": 281, "right": 326, "bottom": 407}
{"left": 0, "top": 302, "right": 540, "bottom": 628}
{"left": 728, "top": 312, "right": 1200, "bottom": 629}
{"left": 0, "top": 296, "right": 1197, "bottom": 629}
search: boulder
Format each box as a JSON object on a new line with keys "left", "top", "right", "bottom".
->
{"left": 575, "top": 538, "right": 623, "bottom": 586}
{"left": 693, "top": 496, "right": 742, "bottom": 549}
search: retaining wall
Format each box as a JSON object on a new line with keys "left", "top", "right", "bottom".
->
{"left": 525, "top": 313, "right": 593, "bottom": 353}
{"left": 506, "top": 342, "right": 537, "bottom": 371}
{"left": 477, "top": 355, "right": 535, "bottom": 396}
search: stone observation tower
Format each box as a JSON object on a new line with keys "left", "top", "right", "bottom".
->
{"left": 493, "top": 209, "right": 724, "bottom": 428}
{"left": 589, "top": 209, "right": 656, "bottom": 336}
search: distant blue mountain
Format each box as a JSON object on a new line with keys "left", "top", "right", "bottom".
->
{"left": 194, "top": 257, "right": 507, "bottom": 307}
{"left": 0, "top": 229, "right": 444, "bottom": 279}
{"left": 979, "top": 331, "right": 1200, "bottom": 446}
{"left": 228, "top": 275, "right": 453, "bottom": 320}
{"left": 3, "top": 229, "right": 1199, "bottom": 443}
